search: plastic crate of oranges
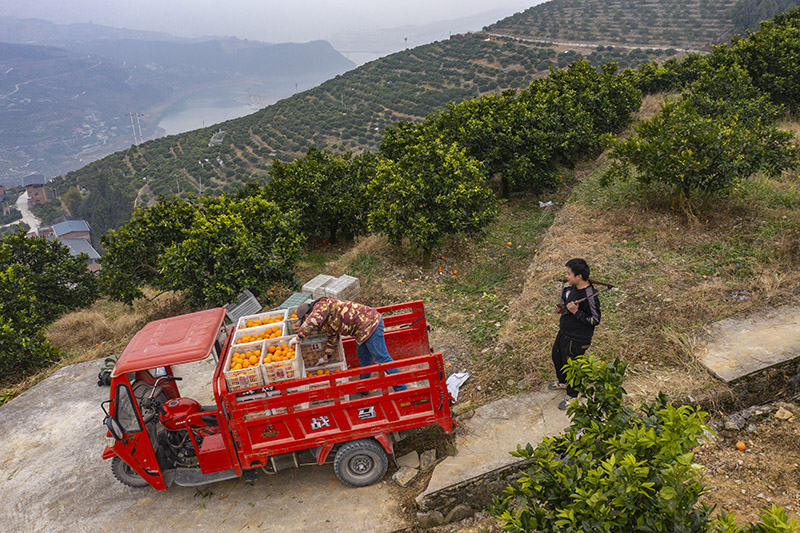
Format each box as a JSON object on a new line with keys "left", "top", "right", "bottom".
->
{"left": 233, "top": 323, "right": 285, "bottom": 344}
{"left": 285, "top": 307, "right": 302, "bottom": 334}
{"left": 260, "top": 336, "right": 304, "bottom": 383}
{"left": 224, "top": 341, "right": 266, "bottom": 391}
{"left": 236, "top": 310, "right": 287, "bottom": 331}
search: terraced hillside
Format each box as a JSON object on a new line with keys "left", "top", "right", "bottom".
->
{"left": 486, "top": 0, "right": 738, "bottom": 50}
{"left": 50, "top": 32, "right": 675, "bottom": 245}
{"left": 50, "top": 0, "right": 794, "bottom": 244}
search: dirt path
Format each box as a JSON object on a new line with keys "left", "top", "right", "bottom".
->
{"left": 0, "top": 360, "right": 405, "bottom": 532}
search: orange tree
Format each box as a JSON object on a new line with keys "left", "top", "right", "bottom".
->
{"left": 603, "top": 64, "right": 798, "bottom": 201}
{"left": 492, "top": 355, "right": 799, "bottom": 532}
{"left": 0, "top": 228, "right": 98, "bottom": 377}
{"left": 100, "top": 194, "right": 303, "bottom": 308}
{"left": 367, "top": 135, "right": 497, "bottom": 269}
{"left": 263, "top": 147, "right": 376, "bottom": 243}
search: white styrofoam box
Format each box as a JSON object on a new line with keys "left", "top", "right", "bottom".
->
{"left": 319, "top": 275, "right": 360, "bottom": 300}
{"left": 232, "top": 322, "right": 286, "bottom": 345}
{"left": 236, "top": 309, "right": 287, "bottom": 331}
{"left": 302, "top": 274, "right": 336, "bottom": 299}
{"left": 224, "top": 340, "right": 266, "bottom": 391}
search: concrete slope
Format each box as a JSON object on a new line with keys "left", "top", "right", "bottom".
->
{"left": 0, "top": 360, "right": 403, "bottom": 533}
{"left": 700, "top": 303, "right": 800, "bottom": 383}
{"left": 417, "top": 390, "right": 569, "bottom": 518}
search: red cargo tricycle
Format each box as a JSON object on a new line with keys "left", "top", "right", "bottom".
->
{"left": 101, "top": 300, "right": 454, "bottom": 489}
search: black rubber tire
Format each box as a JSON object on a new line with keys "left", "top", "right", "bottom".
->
{"left": 111, "top": 456, "right": 150, "bottom": 488}
{"left": 333, "top": 439, "right": 389, "bottom": 488}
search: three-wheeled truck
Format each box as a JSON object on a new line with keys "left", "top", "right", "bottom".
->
{"left": 101, "top": 300, "right": 454, "bottom": 489}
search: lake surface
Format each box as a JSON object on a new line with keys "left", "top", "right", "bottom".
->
{"left": 157, "top": 82, "right": 284, "bottom": 136}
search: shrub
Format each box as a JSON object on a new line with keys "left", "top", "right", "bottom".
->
{"left": 491, "top": 354, "right": 800, "bottom": 532}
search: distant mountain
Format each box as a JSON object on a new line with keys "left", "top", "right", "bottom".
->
{"left": 327, "top": 5, "right": 543, "bottom": 65}
{"left": 0, "top": 17, "right": 181, "bottom": 45}
{"left": 0, "top": 42, "right": 168, "bottom": 185}
{"left": 0, "top": 18, "right": 355, "bottom": 186}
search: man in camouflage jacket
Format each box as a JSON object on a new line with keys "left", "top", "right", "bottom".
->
{"left": 296, "top": 298, "right": 407, "bottom": 391}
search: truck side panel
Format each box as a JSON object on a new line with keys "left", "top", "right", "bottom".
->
{"left": 223, "top": 354, "right": 452, "bottom": 470}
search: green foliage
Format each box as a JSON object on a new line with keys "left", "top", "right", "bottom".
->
{"left": 0, "top": 228, "right": 98, "bottom": 377}
{"left": 732, "top": 0, "right": 800, "bottom": 34}
{"left": 492, "top": 355, "right": 711, "bottom": 532}
{"left": 368, "top": 137, "right": 498, "bottom": 268}
{"left": 385, "top": 60, "right": 641, "bottom": 198}
{"left": 100, "top": 195, "right": 303, "bottom": 308}
{"left": 29, "top": 200, "right": 65, "bottom": 226}
{"left": 603, "top": 63, "right": 799, "bottom": 200}
{"left": 711, "top": 505, "right": 800, "bottom": 532}
{"left": 726, "top": 6, "right": 800, "bottom": 111}
{"left": 491, "top": 354, "right": 799, "bottom": 532}
{"left": 62, "top": 186, "right": 84, "bottom": 216}
{"left": 0, "top": 389, "right": 15, "bottom": 406}
{"left": 0, "top": 222, "right": 29, "bottom": 237}
{"left": 0, "top": 207, "right": 22, "bottom": 225}
{"left": 0, "top": 228, "right": 99, "bottom": 323}
{"left": 264, "top": 148, "right": 375, "bottom": 243}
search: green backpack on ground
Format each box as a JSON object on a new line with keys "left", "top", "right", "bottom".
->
{"left": 97, "top": 354, "right": 119, "bottom": 386}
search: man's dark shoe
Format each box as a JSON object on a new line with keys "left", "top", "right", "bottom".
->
{"left": 548, "top": 380, "right": 567, "bottom": 390}
{"left": 558, "top": 395, "right": 577, "bottom": 410}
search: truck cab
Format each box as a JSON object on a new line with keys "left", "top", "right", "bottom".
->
{"left": 102, "top": 301, "right": 453, "bottom": 489}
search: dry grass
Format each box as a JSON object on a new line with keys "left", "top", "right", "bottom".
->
{"left": 498, "top": 134, "right": 800, "bottom": 407}
{"left": 634, "top": 92, "right": 670, "bottom": 121}
{"left": 0, "top": 291, "right": 192, "bottom": 395}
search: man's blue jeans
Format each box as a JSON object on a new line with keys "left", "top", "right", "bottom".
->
{"left": 356, "top": 318, "right": 407, "bottom": 391}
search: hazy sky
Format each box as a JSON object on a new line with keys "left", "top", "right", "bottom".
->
{"left": 4, "top": 0, "right": 535, "bottom": 43}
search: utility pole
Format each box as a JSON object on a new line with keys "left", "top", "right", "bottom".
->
{"left": 126, "top": 112, "right": 138, "bottom": 145}
{"left": 135, "top": 113, "right": 144, "bottom": 144}
{"left": 404, "top": 37, "right": 408, "bottom": 49}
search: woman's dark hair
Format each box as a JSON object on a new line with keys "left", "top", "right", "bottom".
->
{"left": 565, "top": 258, "right": 590, "bottom": 281}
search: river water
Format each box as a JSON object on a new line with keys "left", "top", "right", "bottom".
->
{"left": 157, "top": 82, "right": 284, "bottom": 136}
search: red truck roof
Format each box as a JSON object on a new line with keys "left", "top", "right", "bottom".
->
{"left": 112, "top": 307, "right": 227, "bottom": 377}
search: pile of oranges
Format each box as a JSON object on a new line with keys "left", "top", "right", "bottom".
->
{"left": 245, "top": 316, "right": 283, "bottom": 328}
{"left": 229, "top": 350, "right": 261, "bottom": 371}
{"left": 236, "top": 326, "right": 282, "bottom": 344}
{"left": 263, "top": 343, "right": 295, "bottom": 364}
{"left": 306, "top": 368, "right": 342, "bottom": 377}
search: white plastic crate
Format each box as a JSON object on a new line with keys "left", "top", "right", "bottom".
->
{"left": 299, "top": 335, "right": 344, "bottom": 368}
{"left": 304, "top": 361, "right": 347, "bottom": 378}
{"left": 224, "top": 340, "right": 266, "bottom": 391}
{"left": 285, "top": 306, "right": 303, "bottom": 335}
{"left": 319, "top": 275, "right": 360, "bottom": 300}
{"left": 233, "top": 322, "right": 286, "bottom": 344}
{"left": 236, "top": 309, "right": 287, "bottom": 331}
{"left": 260, "top": 335, "right": 305, "bottom": 384}
{"left": 302, "top": 274, "right": 335, "bottom": 299}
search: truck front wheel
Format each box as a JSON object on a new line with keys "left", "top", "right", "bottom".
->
{"left": 111, "top": 456, "right": 150, "bottom": 488}
{"left": 333, "top": 439, "right": 388, "bottom": 488}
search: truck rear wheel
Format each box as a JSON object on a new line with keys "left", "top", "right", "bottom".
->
{"left": 333, "top": 439, "right": 388, "bottom": 488}
{"left": 111, "top": 456, "right": 149, "bottom": 488}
